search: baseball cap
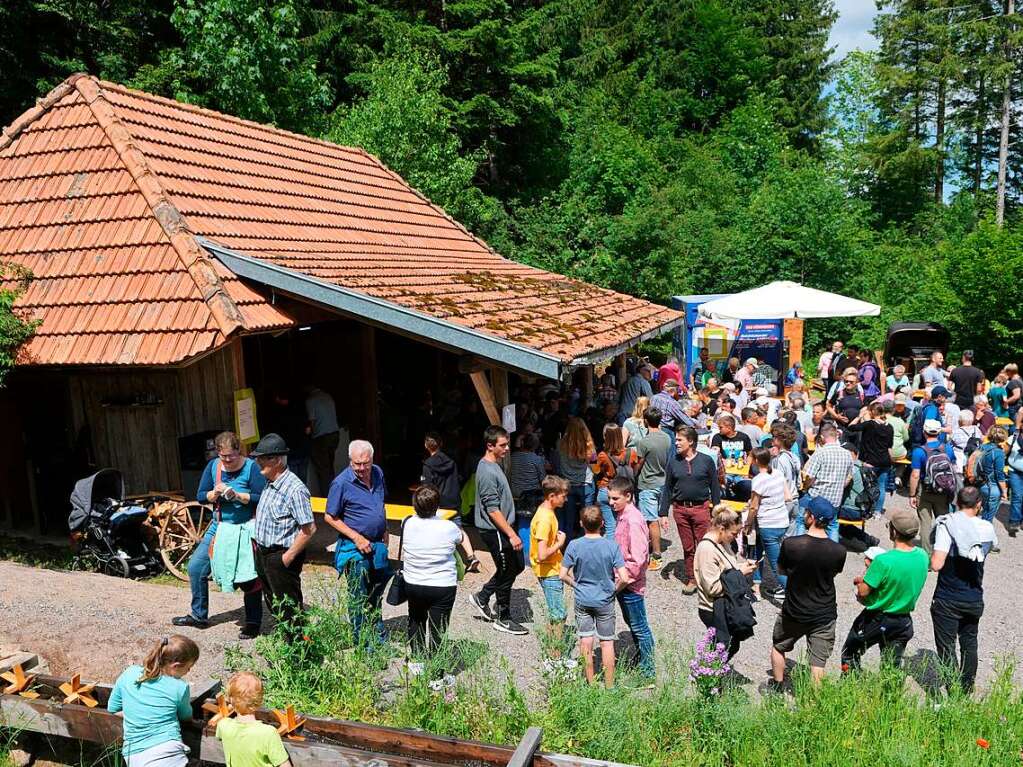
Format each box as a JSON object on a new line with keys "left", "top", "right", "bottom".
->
{"left": 723, "top": 382, "right": 736, "bottom": 391}
{"left": 888, "top": 508, "right": 920, "bottom": 538}
{"left": 864, "top": 546, "right": 887, "bottom": 561}
{"left": 745, "top": 357, "right": 758, "bottom": 366}
{"left": 806, "top": 496, "right": 837, "bottom": 524}
{"left": 894, "top": 393, "right": 908, "bottom": 405}
{"left": 931, "top": 385, "right": 950, "bottom": 399}
{"left": 923, "top": 418, "right": 942, "bottom": 434}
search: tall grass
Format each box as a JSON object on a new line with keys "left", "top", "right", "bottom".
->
{"left": 229, "top": 578, "right": 1023, "bottom": 767}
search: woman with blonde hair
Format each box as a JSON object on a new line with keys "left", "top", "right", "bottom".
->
{"left": 558, "top": 417, "right": 596, "bottom": 540}
{"left": 975, "top": 426, "right": 1008, "bottom": 523}
{"left": 108, "top": 635, "right": 200, "bottom": 767}
{"left": 622, "top": 396, "right": 650, "bottom": 450}
{"left": 693, "top": 504, "right": 757, "bottom": 659}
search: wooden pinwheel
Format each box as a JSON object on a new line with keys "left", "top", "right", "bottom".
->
{"left": 59, "top": 673, "right": 99, "bottom": 707}
{"left": 1, "top": 664, "right": 39, "bottom": 699}
{"left": 201, "top": 693, "right": 235, "bottom": 727}
{"left": 272, "top": 705, "right": 306, "bottom": 740}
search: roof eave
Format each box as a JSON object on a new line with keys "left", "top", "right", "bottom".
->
{"left": 568, "top": 317, "right": 684, "bottom": 369}
{"left": 201, "top": 239, "right": 567, "bottom": 380}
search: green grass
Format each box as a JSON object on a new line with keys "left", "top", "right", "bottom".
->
{"left": 227, "top": 577, "right": 1023, "bottom": 766}
{"left": 0, "top": 533, "right": 74, "bottom": 570}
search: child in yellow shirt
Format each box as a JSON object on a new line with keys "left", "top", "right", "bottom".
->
{"left": 216, "top": 673, "right": 291, "bottom": 767}
{"left": 531, "top": 476, "right": 570, "bottom": 642}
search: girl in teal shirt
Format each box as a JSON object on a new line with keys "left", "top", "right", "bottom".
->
{"left": 108, "top": 635, "right": 199, "bottom": 767}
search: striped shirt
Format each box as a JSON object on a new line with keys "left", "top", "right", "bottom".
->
{"left": 510, "top": 450, "right": 545, "bottom": 499}
{"left": 803, "top": 443, "right": 853, "bottom": 507}
{"left": 254, "top": 469, "right": 314, "bottom": 548}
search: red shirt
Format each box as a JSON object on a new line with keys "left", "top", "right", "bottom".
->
{"left": 658, "top": 362, "right": 683, "bottom": 391}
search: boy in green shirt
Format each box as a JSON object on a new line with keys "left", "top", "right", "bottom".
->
{"left": 217, "top": 673, "right": 291, "bottom": 767}
{"left": 841, "top": 508, "right": 929, "bottom": 672}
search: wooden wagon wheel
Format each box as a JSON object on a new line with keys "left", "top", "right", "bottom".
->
{"left": 158, "top": 502, "right": 213, "bottom": 581}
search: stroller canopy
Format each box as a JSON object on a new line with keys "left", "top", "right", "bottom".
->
{"left": 69, "top": 468, "right": 125, "bottom": 532}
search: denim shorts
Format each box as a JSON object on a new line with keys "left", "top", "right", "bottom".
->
{"left": 538, "top": 575, "right": 566, "bottom": 622}
{"left": 575, "top": 601, "right": 616, "bottom": 640}
{"left": 638, "top": 487, "right": 661, "bottom": 522}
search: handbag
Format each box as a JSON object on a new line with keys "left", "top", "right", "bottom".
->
{"left": 385, "top": 518, "right": 410, "bottom": 606}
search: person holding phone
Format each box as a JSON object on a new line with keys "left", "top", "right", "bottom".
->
{"left": 173, "top": 431, "right": 266, "bottom": 639}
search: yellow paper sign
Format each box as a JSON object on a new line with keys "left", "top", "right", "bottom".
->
{"left": 234, "top": 388, "right": 260, "bottom": 445}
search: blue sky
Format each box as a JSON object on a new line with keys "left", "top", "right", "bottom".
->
{"left": 829, "top": 0, "right": 879, "bottom": 61}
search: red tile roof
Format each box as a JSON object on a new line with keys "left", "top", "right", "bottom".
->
{"left": 1, "top": 75, "right": 681, "bottom": 368}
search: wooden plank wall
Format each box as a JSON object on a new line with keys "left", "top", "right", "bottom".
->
{"left": 67, "top": 345, "right": 240, "bottom": 495}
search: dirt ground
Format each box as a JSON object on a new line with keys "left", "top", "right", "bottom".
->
{"left": 2, "top": 490, "right": 1020, "bottom": 694}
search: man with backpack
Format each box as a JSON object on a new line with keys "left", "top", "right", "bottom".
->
{"left": 930, "top": 486, "right": 997, "bottom": 695}
{"left": 908, "top": 420, "right": 957, "bottom": 554}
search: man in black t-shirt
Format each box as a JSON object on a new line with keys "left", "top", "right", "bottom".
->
{"left": 827, "top": 372, "right": 865, "bottom": 426}
{"left": 949, "top": 351, "right": 985, "bottom": 411}
{"left": 711, "top": 415, "right": 753, "bottom": 501}
{"left": 768, "top": 497, "right": 847, "bottom": 691}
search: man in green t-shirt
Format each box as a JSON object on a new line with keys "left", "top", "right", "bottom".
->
{"left": 840, "top": 508, "right": 929, "bottom": 671}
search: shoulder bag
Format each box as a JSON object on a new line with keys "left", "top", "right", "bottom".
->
{"left": 385, "top": 517, "right": 410, "bottom": 606}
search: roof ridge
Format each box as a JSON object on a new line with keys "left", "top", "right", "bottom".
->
{"left": 0, "top": 74, "right": 86, "bottom": 151}
{"left": 96, "top": 78, "right": 367, "bottom": 159}
{"left": 72, "top": 75, "right": 245, "bottom": 338}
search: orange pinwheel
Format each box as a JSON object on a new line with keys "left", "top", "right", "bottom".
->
{"left": 201, "top": 693, "right": 235, "bottom": 727}
{"left": 59, "top": 673, "right": 99, "bottom": 707}
{"left": 272, "top": 705, "right": 306, "bottom": 741}
{"left": 1, "top": 664, "right": 39, "bottom": 699}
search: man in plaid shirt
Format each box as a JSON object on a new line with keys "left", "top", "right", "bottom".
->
{"left": 251, "top": 433, "right": 316, "bottom": 641}
{"left": 794, "top": 423, "right": 852, "bottom": 542}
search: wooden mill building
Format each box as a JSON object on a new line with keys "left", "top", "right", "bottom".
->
{"left": 0, "top": 74, "right": 682, "bottom": 534}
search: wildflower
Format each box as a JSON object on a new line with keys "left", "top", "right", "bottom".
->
{"left": 976, "top": 738, "right": 990, "bottom": 750}
{"left": 429, "top": 679, "right": 445, "bottom": 692}
{"left": 443, "top": 688, "right": 456, "bottom": 704}
{"left": 302, "top": 635, "right": 311, "bottom": 642}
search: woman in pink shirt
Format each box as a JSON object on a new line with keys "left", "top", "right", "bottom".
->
{"left": 608, "top": 476, "right": 655, "bottom": 683}
{"left": 658, "top": 357, "right": 683, "bottom": 392}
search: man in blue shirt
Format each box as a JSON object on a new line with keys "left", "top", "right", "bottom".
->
{"left": 908, "top": 419, "right": 956, "bottom": 555}
{"left": 323, "top": 439, "right": 390, "bottom": 643}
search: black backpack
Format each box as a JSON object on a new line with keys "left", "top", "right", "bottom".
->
{"left": 855, "top": 466, "right": 881, "bottom": 516}
{"left": 708, "top": 542, "right": 757, "bottom": 642}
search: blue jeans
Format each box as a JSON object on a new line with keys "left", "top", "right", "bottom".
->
{"left": 794, "top": 495, "right": 839, "bottom": 542}
{"left": 980, "top": 481, "right": 1002, "bottom": 523}
{"left": 752, "top": 526, "right": 788, "bottom": 591}
{"left": 873, "top": 467, "right": 893, "bottom": 515}
{"left": 538, "top": 575, "right": 566, "bottom": 622}
{"left": 597, "top": 486, "right": 616, "bottom": 539}
{"left": 617, "top": 590, "right": 655, "bottom": 679}
{"left": 343, "top": 555, "right": 390, "bottom": 643}
{"left": 187, "top": 523, "right": 262, "bottom": 626}
{"left": 1008, "top": 470, "right": 1023, "bottom": 527}
{"left": 560, "top": 484, "right": 586, "bottom": 540}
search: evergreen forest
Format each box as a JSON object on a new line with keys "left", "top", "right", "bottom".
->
{"left": 2, "top": 0, "right": 1022, "bottom": 369}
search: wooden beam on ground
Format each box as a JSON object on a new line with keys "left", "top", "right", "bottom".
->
{"left": 470, "top": 371, "right": 501, "bottom": 426}
{"left": 507, "top": 727, "right": 543, "bottom": 767}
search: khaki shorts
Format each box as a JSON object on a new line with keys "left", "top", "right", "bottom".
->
{"left": 772, "top": 614, "right": 836, "bottom": 668}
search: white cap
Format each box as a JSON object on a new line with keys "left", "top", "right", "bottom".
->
{"left": 923, "top": 418, "right": 942, "bottom": 434}
{"left": 723, "top": 382, "right": 736, "bottom": 391}
{"left": 754, "top": 396, "right": 771, "bottom": 407}
{"left": 745, "top": 357, "right": 758, "bottom": 366}
{"left": 755, "top": 387, "right": 768, "bottom": 397}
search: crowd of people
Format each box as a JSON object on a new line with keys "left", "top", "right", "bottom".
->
{"left": 157, "top": 342, "right": 1023, "bottom": 710}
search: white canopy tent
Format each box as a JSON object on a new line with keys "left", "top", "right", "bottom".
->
{"left": 697, "top": 281, "right": 880, "bottom": 321}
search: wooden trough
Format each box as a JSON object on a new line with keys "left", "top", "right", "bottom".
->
{"left": 0, "top": 668, "right": 635, "bottom": 767}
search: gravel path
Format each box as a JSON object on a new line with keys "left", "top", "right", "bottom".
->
{"left": 2, "top": 490, "right": 1020, "bottom": 695}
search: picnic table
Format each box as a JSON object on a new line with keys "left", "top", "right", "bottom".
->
{"left": 725, "top": 462, "right": 751, "bottom": 478}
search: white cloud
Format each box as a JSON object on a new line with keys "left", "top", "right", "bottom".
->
{"left": 829, "top": 0, "right": 880, "bottom": 62}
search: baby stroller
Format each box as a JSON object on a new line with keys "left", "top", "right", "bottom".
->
{"left": 68, "top": 468, "right": 163, "bottom": 578}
